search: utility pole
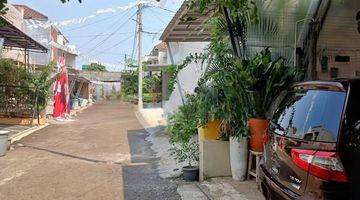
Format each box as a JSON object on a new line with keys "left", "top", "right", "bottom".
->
{"left": 137, "top": 3, "right": 143, "bottom": 110}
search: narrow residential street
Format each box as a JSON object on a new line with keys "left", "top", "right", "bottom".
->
{"left": 0, "top": 102, "right": 180, "bottom": 200}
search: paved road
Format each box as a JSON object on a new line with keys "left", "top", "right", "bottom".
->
{"left": 0, "top": 102, "right": 180, "bottom": 200}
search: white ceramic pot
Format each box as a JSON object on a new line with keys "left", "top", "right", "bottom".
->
{"left": 229, "top": 136, "right": 248, "bottom": 181}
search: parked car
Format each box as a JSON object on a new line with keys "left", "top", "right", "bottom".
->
{"left": 259, "top": 80, "right": 360, "bottom": 200}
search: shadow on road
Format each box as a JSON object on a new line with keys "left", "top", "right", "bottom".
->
{"left": 20, "top": 145, "right": 123, "bottom": 165}
{"left": 122, "top": 129, "right": 181, "bottom": 200}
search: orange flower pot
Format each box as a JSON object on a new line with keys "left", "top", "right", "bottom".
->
{"left": 248, "top": 118, "right": 269, "bottom": 152}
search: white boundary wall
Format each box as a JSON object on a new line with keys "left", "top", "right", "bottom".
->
{"left": 163, "top": 42, "right": 209, "bottom": 117}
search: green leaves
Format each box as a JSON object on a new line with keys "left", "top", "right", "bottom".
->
{"left": 242, "top": 48, "right": 301, "bottom": 119}
{"left": 168, "top": 94, "right": 199, "bottom": 166}
{"left": 88, "top": 63, "right": 107, "bottom": 72}
{"left": 169, "top": 141, "right": 199, "bottom": 167}
{"left": 0, "top": 59, "right": 54, "bottom": 110}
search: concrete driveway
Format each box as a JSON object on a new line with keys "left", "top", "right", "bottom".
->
{"left": 0, "top": 102, "right": 180, "bottom": 200}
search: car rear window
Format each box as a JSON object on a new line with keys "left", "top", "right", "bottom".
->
{"left": 271, "top": 89, "right": 346, "bottom": 142}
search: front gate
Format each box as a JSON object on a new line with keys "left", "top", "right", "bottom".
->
{"left": 0, "top": 85, "right": 40, "bottom": 123}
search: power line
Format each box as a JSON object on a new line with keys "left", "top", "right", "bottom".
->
{"left": 83, "top": 10, "right": 137, "bottom": 54}
{"left": 61, "top": 12, "right": 124, "bottom": 32}
{"left": 28, "top": 12, "right": 124, "bottom": 38}
{"left": 84, "top": 10, "right": 137, "bottom": 54}
{"left": 131, "top": 20, "right": 138, "bottom": 59}
{"left": 147, "top": 8, "right": 169, "bottom": 25}
{"left": 152, "top": 6, "right": 176, "bottom": 13}
{"left": 90, "top": 34, "right": 134, "bottom": 55}
{"left": 67, "top": 32, "right": 133, "bottom": 38}
{"left": 77, "top": 8, "right": 134, "bottom": 50}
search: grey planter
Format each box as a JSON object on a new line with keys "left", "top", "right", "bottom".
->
{"left": 0, "top": 131, "right": 9, "bottom": 157}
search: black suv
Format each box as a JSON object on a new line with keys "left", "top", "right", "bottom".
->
{"left": 259, "top": 80, "right": 360, "bottom": 200}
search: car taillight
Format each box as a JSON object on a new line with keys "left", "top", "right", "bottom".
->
{"left": 291, "top": 149, "right": 348, "bottom": 182}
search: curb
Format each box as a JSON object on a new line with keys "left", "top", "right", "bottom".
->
{"left": 9, "top": 123, "right": 50, "bottom": 144}
{"left": 134, "top": 110, "right": 152, "bottom": 130}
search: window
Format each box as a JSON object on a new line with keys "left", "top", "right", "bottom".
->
{"left": 271, "top": 89, "right": 346, "bottom": 142}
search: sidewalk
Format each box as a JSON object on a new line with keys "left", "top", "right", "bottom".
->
{"left": 137, "top": 107, "right": 265, "bottom": 200}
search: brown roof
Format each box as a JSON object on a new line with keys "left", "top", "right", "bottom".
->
{"left": 160, "top": 1, "right": 212, "bottom": 42}
{"left": 154, "top": 42, "right": 167, "bottom": 52}
{"left": 13, "top": 4, "right": 48, "bottom": 20}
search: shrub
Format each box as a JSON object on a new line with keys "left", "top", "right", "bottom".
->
{"left": 168, "top": 94, "right": 199, "bottom": 166}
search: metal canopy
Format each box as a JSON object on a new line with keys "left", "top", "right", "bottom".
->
{"left": 0, "top": 17, "right": 48, "bottom": 52}
{"left": 160, "top": 1, "right": 212, "bottom": 42}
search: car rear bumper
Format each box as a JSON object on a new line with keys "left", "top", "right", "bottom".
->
{"left": 259, "top": 164, "right": 298, "bottom": 200}
{"left": 259, "top": 164, "right": 351, "bottom": 200}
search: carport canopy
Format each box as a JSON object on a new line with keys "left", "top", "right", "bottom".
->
{"left": 160, "top": 1, "right": 212, "bottom": 42}
{"left": 0, "top": 17, "right": 47, "bottom": 52}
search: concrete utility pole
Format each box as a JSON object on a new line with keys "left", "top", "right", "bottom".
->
{"left": 137, "top": 3, "right": 143, "bottom": 110}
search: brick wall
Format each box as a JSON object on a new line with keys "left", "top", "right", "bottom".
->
{"left": 317, "top": 0, "right": 360, "bottom": 80}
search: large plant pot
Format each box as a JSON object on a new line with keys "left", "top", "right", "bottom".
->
{"left": 248, "top": 118, "right": 269, "bottom": 152}
{"left": 183, "top": 166, "right": 199, "bottom": 182}
{"left": 229, "top": 136, "right": 248, "bottom": 181}
{"left": 198, "top": 120, "right": 221, "bottom": 141}
{"left": 0, "top": 131, "right": 9, "bottom": 157}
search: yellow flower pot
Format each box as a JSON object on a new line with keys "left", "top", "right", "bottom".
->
{"left": 198, "top": 120, "right": 221, "bottom": 141}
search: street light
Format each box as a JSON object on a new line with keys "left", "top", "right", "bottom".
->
{"left": 294, "top": 17, "right": 315, "bottom": 67}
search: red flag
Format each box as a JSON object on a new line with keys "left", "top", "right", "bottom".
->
{"left": 53, "top": 56, "right": 70, "bottom": 118}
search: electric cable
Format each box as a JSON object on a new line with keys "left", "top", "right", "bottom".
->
{"left": 83, "top": 10, "right": 137, "bottom": 54}
{"left": 90, "top": 34, "right": 134, "bottom": 55}
{"left": 77, "top": 8, "right": 134, "bottom": 50}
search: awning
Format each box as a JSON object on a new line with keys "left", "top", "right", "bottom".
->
{"left": 160, "top": 1, "right": 212, "bottom": 42}
{"left": 0, "top": 17, "right": 47, "bottom": 52}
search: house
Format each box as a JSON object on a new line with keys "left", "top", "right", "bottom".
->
{"left": 1, "top": 4, "right": 78, "bottom": 71}
{"left": 144, "top": 42, "right": 167, "bottom": 66}
{"left": 226, "top": 0, "right": 360, "bottom": 81}
{"left": 0, "top": 4, "right": 47, "bottom": 71}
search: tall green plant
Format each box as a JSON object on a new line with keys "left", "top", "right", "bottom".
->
{"left": 31, "top": 62, "right": 55, "bottom": 110}
{"left": 120, "top": 70, "right": 138, "bottom": 100}
{"left": 195, "top": 40, "right": 252, "bottom": 139}
{"left": 242, "top": 48, "right": 302, "bottom": 119}
{"left": 168, "top": 94, "right": 199, "bottom": 166}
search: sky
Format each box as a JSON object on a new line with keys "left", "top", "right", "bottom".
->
{"left": 8, "top": 0, "right": 183, "bottom": 71}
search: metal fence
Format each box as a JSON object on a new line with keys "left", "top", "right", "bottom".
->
{"left": 0, "top": 85, "right": 40, "bottom": 123}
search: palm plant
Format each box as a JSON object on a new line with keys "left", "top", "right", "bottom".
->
{"left": 196, "top": 39, "right": 252, "bottom": 139}
{"left": 243, "top": 48, "right": 301, "bottom": 119}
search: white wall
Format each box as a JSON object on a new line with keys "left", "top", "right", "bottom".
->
{"left": 163, "top": 42, "right": 209, "bottom": 116}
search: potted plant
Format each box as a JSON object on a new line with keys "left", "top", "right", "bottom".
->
{"left": 194, "top": 85, "right": 223, "bottom": 141}
{"left": 243, "top": 48, "right": 300, "bottom": 152}
{"left": 168, "top": 95, "right": 199, "bottom": 181}
{"left": 170, "top": 141, "right": 199, "bottom": 181}
{"left": 196, "top": 39, "right": 252, "bottom": 181}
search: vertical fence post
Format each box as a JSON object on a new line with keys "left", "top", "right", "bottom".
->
{"left": 35, "top": 89, "right": 40, "bottom": 125}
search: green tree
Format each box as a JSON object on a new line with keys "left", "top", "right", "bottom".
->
{"left": 88, "top": 63, "right": 107, "bottom": 71}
